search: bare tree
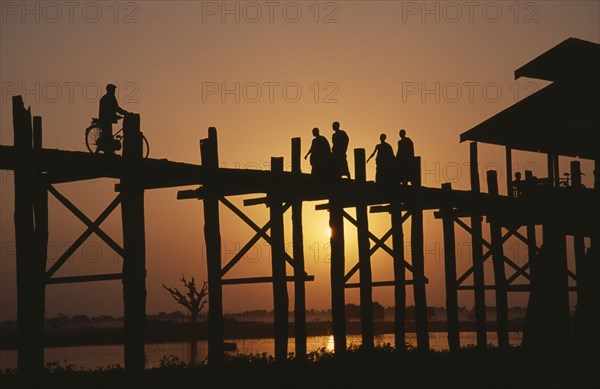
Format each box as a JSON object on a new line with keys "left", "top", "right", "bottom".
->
{"left": 162, "top": 276, "right": 208, "bottom": 325}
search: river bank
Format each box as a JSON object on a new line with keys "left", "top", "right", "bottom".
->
{"left": 0, "top": 345, "right": 596, "bottom": 388}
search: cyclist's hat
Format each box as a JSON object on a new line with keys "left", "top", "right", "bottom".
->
{"left": 106, "top": 83, "right": 117, "bottom": 91}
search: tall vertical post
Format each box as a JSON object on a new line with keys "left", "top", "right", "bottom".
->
{"left": 441, "top": 183, "right": 459, "bottom": 351}
{"left": 270, "top": 157, "right": 288, "bottom": 361}
{"left": 330, "top": 192, "right": 346, "bottom": 354}
{"left": 411, "top": 157, "right": 429, "bottom": 351}
{"left": 32, "top": 116, "right": 47, "bottom": 368}
{"left": 354, "top": 149, "right": 374, "bottom": 350}
{"left": 571, "top": 161, "right": 587, "bottom": 345}
{"left": 291, "top": 138, "right": 307, "bottom": 360}
{"left": 120, "top": 113, "right": 146, "bottom": 371}
{"left": 201, "top": 127, "right": 224, "bottom": 363}
{"left": 540, "top": 222, "right": 569, "bottom": 346}
{"left": 470, "top": 142, "right": 487, "bottom": 349}
{"left": 571, "top": 161, "right": 585, "bottom": 304}
{"left": 487, "top": 170, "right": 509, "bottom": 349}
{"left": 505, "top": 146, "right": 512, "bottom": 197}
{"left": 522, "top": 171, "right": 539, "bottom": 347}
{"left": 13, "top": 96, "right": 44, "bottom": 373}
{"left": 391, "top": 201, "right": 406, "bottom": 351}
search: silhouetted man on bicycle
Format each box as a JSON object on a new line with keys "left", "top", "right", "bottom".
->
{"left": 98, "top": 84, "right": 129, "bottom": 153}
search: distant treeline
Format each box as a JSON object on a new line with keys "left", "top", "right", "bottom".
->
{"left": 0, "top": 304, "right": 531, "bottom": 328}
{"left": 0, "top": 304, "right": 536, "bottom": 350}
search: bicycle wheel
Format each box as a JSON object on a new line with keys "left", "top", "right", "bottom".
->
{"left": 85, "top": 125, "right": 103, "bottom": 154}
{"left": 142, "top": 135, "right": 150, "bottom": 158}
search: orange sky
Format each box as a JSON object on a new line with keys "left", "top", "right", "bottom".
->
{"left": 1, "top": 1, "right": 598, "bottom": 320}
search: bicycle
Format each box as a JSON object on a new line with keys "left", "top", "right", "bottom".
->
{"left": 558, "top": 172, "right": 586, "bottom": 189}
{"left": 85, "top": 115, "right": 150, "bottom": 158}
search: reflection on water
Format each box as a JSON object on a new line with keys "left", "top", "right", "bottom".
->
{"left": 325, "top": 335, "right": 335, "bottom": 352}
{"left": 0, "top": 332, "right": 522, "bottom": 370}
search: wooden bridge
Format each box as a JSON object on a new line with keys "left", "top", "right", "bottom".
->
{"left": 1, "top": 38, "right": 598, "bottom": 373}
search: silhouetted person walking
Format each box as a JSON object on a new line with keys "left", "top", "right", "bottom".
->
{"left": 305, "top": 128, "right": 331, "bottom": 179}
{"left": 99, "top": 83, "right": 129, "bottom": 154}
{"left": 396, "top": 129, "right": 415, "bottom": 185}
{"left": 331, "top": 121, "right": 351, "bottom": 179}
{"left": 367, "top": 134, "right": 395, "bottom": 184}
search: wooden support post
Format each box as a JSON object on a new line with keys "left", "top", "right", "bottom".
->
{"left": 270, "top": 157, "right": 289, "bottom": 361}
{"left": 526, "top": 224, "right": 537, "bottom": 284}
{"left": 32, "top": 116, "right": 47, "bottom": 368}
{"left": 570, "top": 162, "right": 583, "bottom": 263}
{"left": 390, "top": 201, "right": 406, "bottom": 351}
{"left": 441, "top": 183, "right": 459, "bottom": 351}
{"left": 469, "top": 142, "right": 487, "bottom": 349}
{"left": 505, "top": 146, "right": 512, "bottom": 197}
{"left": 570, "top": 161, "right": 587, "bottom": 344}
{"left": 486, "top": 171, "right": 509, "bottom": 349}
{"left": 120, "top": 113, "right": 146, "bottom": 371}
{"left": 410, "top": 157, "right": 429, "bottom": 351}
{"left": 291, "top": 138, "right": 307, "bottom": 360}
{"left": 522, "top": 186, "right": 538, "bottom": 347}
{"left": 201, "top": 127, "right": 224, "bottom": 363}
{"left": 540, "top": 222, "right": 570, "bottom": 347}
{"left": 13, "top": 97, "right": 44, "bottom": 373}
{"left": 571, "top": 160, "right": 585, "bottom": 293}
{"left": 329, "top": 191, "right": 346, "bottom": 354}
{"left": 525, "top": 170, "right": 538, "bottom": 282}
{"left": 354, "top": 149, "right": 374, "bottom": 350}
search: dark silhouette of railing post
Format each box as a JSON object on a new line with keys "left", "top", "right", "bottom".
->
{"left": 469, "top": 142, "right": 487, "bottom": 349}
{"left": 291, "top": 138, "right": 307, "bottom": 360}
{"left": 552, "top": 155, "right": 560, "bottom": 188}
{"left": 269, "top": 157, "right": 289, "bottom": 361}
{"left": 121, "top": 113, "right": 147, "bottom": 371}
{"left": 441, "top": 183, "right": 459, "bottom": 351}
{"left": 329, "top": 189, "right": 346, "bottom": 354}
{"left": 487, "top": 170, "right": 509, "bottom": 349}
{"left": 411, "top": 157, "right": 429, "bottom": 351}
{"left": 13, "top": 95, "right": 46, "bottom": 373}
{"left": 200, "top": 127, "right": 224, "bottom": 363}
{"left": 354, "top": 148, "right": 374, "bottom": 350}
{"left": 505, "top": 146, "right": 513, "bottom": 197}
{"left": 547, "top": 153, "right": 560, "bottom": 187}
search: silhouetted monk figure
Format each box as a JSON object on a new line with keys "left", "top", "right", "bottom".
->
{"left": 396, "top": 129, "right": 415, "bottom": 185}
{"left": 99, "top": 83, "right": 129, "bottom": 153}
{"left": 331, "top": 121, "right": 350, "bottom": 179}
{"left": 304, "top": 127, "right": 331, "bottom": 179}
{"left": 367, "top": 134, "right": 395, "bottom": 184}
{"left": 512, "top": 171, "right": 524, "bottom": 197}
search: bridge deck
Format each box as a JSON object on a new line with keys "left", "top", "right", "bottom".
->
{"left": 1, "top": 144, "right": 594, "bottom": 234}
